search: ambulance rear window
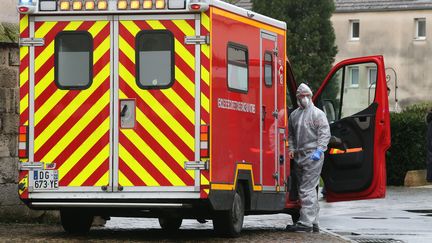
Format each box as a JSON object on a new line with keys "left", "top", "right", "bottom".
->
{"left": 227, "top": 43, "right": 248, "bottom": 93}
{"left": 55, "top": 31, "right": 93, "bottom": 90}
{"left": 136, "top": 30, "right": 174, "bottom": 89}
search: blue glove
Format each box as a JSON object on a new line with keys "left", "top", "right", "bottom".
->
{"left": 310, "top": 149, "right": 323, "bottom": 161}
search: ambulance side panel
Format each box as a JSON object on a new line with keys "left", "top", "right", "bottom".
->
{"left": 208, "top": 7, "right": 288, "bottom": 212}
{"left": 210, "top": 7, "right": 261, "bottom": 188}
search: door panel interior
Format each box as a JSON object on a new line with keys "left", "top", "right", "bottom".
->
{"left": 322, "top": 104, "right": 377, "bottom": 193}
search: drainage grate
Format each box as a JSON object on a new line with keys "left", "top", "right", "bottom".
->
{"left": 354, "top": 239, "right": 405, "bottom": 243}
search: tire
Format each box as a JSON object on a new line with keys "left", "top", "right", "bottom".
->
{"left": 158, "top": 217, "right": 183, "bottom": 231}
{"left": 213, "top": 185, "right": 245, "bottom": 237}
{"left": 60, "top": 209, "right": 93, "bottom": 234}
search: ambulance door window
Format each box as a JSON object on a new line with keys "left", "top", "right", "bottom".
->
{"left": 227, "top": 43, "right": 248, "bottom": 93}
{"left": 55, "top": 31, "right": 93, "bottom": 90}
{"left": 318, "top": 62, "right": 378, "bottom": 123}
{"left": 136, "top": 30, "right": 174, "bottom": 89}
{"left": 264, "top": 52, "right": 273, "bottom": 87}
{"left": 318, "top": 68, "right": 343, "bottom": 123}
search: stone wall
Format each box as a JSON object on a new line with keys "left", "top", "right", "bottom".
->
{"left": 0, "top": 43, "right": 56, "bottom": 222}
{"left": 0, "top": 43, "right": 23, "bottom": 221}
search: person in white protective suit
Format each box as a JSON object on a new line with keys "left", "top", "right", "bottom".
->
{"left": 285, "top": 83, "right": 331, "bottom": 233}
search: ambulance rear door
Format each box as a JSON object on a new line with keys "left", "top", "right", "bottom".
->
{"left": 313, "top": 55, "right": 391, "bottom": 202}
{"left": 113, "top": 14, "right": 200, "bottom": 194}
{"left": 29, "top": 16, "right": 112, "bottom": 193}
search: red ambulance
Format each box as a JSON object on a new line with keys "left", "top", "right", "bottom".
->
{"left": 16, "top": 0, "right": 390, "bottom": 236}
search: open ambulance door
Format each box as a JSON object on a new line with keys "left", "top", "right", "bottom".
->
{"left": 313, "top": 56, "right": 391, "bottom": 202}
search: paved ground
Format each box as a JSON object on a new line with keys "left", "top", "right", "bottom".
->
{"left": 1, "top": 186, "right": 429, "bottom": 242}
{"left": 0, "top": 219, "right": 347, "bottom": 242}
{"left": 320, "top": 186, "right": 432, "bottom": 243}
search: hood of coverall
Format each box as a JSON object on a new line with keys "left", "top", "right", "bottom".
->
{"left": 296, "top": 83, "right": 313, "bottom": 109}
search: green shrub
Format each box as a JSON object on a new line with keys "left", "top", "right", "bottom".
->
{"left": 386, "top": 103, "right": 431, "bottom": 185}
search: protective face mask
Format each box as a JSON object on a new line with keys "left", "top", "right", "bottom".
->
{"left": 298, "top": 97, "right": 310, "bottom": 108}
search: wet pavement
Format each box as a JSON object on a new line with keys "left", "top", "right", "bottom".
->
{"left": 320, "top": 186, "right": 432, "bottom": 243}
{"left": 0, "top": 218, "right": 347, "bottom": 242}
{"left": 1, "top": 186, "right": 429, "bottom": 242}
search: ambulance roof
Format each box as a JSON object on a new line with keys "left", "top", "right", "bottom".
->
{"left": 210, "top": 0, "right": 287, "bottom": 30}
{"left": 18, "top": 0, "right": 287, "bottom": 30}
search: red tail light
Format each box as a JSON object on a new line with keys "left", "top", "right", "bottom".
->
{"left": 18, "top": 126, "right": 28, "bottom": 158}
{"left": 190, "top": 4, "right": 200, "bottom": 10}
{"left": 200, "top": 125, "right": 210, "bottom": 158}
{"left": 18, "top": 6, "right": 30, "bottom": 13}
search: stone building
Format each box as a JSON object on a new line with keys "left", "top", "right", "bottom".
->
{"left": 333, "top": 0, "right": 432, "bottom": 110}
{"left": 234, "top": 0, "right": 432, "bottom": 110}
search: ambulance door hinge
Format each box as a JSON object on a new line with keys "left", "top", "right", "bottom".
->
{"left": 19, "top": 38, "right": 45, "bottom": 47}
{"left": 185, "top": 35, "right": 210, "bottom": 45}
{"left": 18, "top": 162, "right": 44, "bottom": 171}
{"left": 272, "top": 109, "right": 279, "bottom": 118}
{"left": 273, "top": 47, "right": 279, "bottom": 57}
{"left": 184, "top": 161, "right": 209, "bottom": 170}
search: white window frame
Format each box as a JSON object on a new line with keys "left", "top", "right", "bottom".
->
{"left": 348, "top": 66, "right": 359, "bottom": 88}
{"left": 367, "top": 67, "right": 377, "bottom": 87}
{"left": 350, "top": 19, "right": 360, "bottom": 41}
{"left": 415, "top": 18, "right": 426, "bottom": 40}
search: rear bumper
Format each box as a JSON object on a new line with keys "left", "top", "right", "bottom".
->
{"left": 23, "top": 198, "right": 213, "bottom": 219}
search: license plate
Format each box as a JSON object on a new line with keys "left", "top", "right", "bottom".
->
{"left": 32, "top": 170, "right": 59, "bottom": 190}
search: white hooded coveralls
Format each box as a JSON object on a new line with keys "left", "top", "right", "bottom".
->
{"left": 288, "top": 83, "right": 331, "bottom": 227}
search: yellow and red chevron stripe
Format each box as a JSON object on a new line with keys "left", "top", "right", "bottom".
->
{"left": 33, "top": 20, "right": 111, "bottom": 187}
{"left": 200, "top": 11, "right": 211, "bottom": 198}
{"left": 19, "top": 14, "right": 30, "bottom": 199}
{"left": 19, "top": 14, "right": 30, "bottom": 127}
{"left": 118, "top": 19, "right": 197, "bottom": 187}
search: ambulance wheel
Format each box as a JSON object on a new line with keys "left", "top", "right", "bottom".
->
{"left": 213, "top": 185, "right": 245, "bottom": 237}
{"left": 60, "top": 209, "right": 93, "bottom": 234}
{"left": 158, "top": 217, "right": 183, "bottom": 231}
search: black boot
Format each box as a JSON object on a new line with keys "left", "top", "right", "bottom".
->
{"left": 285, "top": 223, "right": 312, "bottom": 232}
{"left": 313, "top": 224, "right": 319, "bottom": 233}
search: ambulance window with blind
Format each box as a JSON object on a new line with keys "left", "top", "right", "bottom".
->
{"left": 227, "top": 43, "right": 248, "bottom": 92}
{"left": 136, "top": 30, "right": 174, "bottom": 89}
{"left": 55, "top": 32, "right": 93, "bottom": 90}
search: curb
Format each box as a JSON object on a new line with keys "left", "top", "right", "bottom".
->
{"left": 321, "top": 228, "right": 356, "bottom": 243}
